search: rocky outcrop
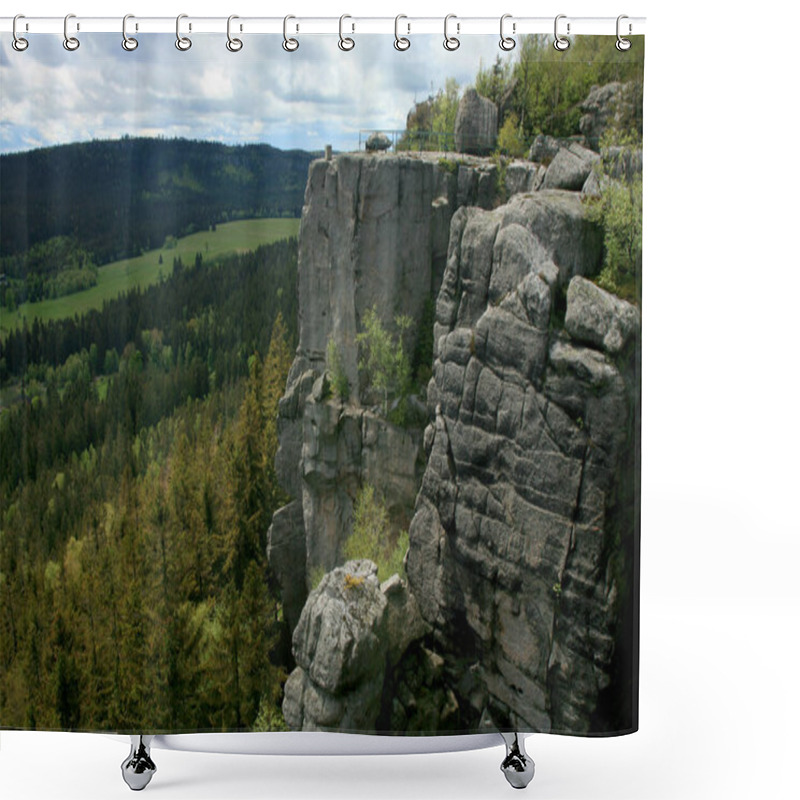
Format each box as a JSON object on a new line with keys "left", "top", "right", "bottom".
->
{"left": 454, "top": 88, "right": 498, "bottom": 155}
{"left": 274, "top": 144, "right": 639, "bottom": 737}
{"left": 272, "top": 153, "right": 540, "bottom": 597}
{"left": 579, "top": 82, "right": 639, "bottom": 149}
{"left": 542, "top": 143, "right": 600, "bottom": 192}
{"left": 565, "top": 276, "right": 640, "bottom": 355}
{"left": 283, "top": 561, "right": 426, "bottom": 731}
{"left": 299, "top": 395, "right": 423, "bottom": 574}
{"left": 406, "top": 188, "right": 637, "bottom": 733}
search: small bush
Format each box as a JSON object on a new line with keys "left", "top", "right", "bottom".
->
{"left": 326, "top": 338, "right": 350, "bottom": 401}
{"left": 586, "top": 169, "right": 642, "bottom": 303}
{"left": 344, "top": 484, "right": 408, "bottom": 583}
{"left": 496, "top": 112, "right": 527, "bottom": 159}
{"left": 357, "top": 307, "right": 412, "bottom": 416}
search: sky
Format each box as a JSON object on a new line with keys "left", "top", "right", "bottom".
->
{"left": 0, "top": 32, "right": 512, "bottom": 155}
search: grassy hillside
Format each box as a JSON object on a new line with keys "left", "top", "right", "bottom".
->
{"left": 0, "top": 218, "right": 299, "bottom": 335}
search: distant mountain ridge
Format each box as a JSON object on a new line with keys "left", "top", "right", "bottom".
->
{"left": 0, "top": 137, "right": 318, "bottom": 264}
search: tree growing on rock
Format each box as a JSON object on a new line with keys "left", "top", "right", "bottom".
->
{"left": 356, "top": 306, "right": 412, "bottom": 416}
{"left": 344, "top": 484, "right": 408, "bottom": 583}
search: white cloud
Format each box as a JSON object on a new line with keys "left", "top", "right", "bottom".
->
{"left": 1, "top": 32, "right": 512, "bottom": 154}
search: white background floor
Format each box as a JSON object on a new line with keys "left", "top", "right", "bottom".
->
{"left": 3, "top": 1, "right": 799, "bottom": 798}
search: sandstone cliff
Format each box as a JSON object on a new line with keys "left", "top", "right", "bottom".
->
{"left": 273, "top": 143, "right": 639, "bottom": 735}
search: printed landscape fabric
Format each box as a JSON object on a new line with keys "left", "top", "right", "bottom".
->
{"left": 0, "top": 32, "right": 643, "bottom": 737}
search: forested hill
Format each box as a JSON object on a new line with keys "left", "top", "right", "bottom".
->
{"left": 0, "top": 138, "right": 317, "bottom": 263}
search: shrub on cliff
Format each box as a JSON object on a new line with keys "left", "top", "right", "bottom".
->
{"left": 356, "top": 306, "right": 412, "bottom": 416}
{"left": 344, "top": 484, "right": 408, "bottom": 583}
{"left": 326, "top": 338, "right": 350, "bottom": 401}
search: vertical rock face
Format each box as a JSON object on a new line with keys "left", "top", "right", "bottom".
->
{"left": 406, "top": 190, "right": 639, "bottom": 733}
{"left": 273, "top": 153, "right": 537, "bottom": 591}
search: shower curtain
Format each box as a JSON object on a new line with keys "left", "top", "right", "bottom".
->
{"left": 0, "top": 25, "right": 643, "bottom": 740}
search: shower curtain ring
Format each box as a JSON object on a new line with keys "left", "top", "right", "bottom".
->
{"left": 175, "top": 14, "right": 192, "bottom": 51}
{"left": 63, "top": 13, "right": 80, "bottom": 51}
{"left": 226, "top": 15, "right": 243, "bottom": 52}
{"left": 616, "top": 15, "right": 632, "bottom": 51}
{"left": 283, "top": 15, "right": 299, "bottom": 51}
{"left": 122, "top": 14, "right": 138, "bottom": 51}
{"left": 443, "top": 14, "right": 460, "bottom": 51}
{"left": 500, "top": 14, "right": 515, "bottom": 51}
{"left": 339, "top": 15, "right": 355, "bottom": 51}
{"left": 553, "top": 14, "right": 570, "bottom": 51}
{"left": 394, "top": 14, "right": 410, "bottom": 51}
{"left": 12, "top": 14, "right": 29, "bottom": 51}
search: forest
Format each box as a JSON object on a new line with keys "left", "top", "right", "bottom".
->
{"left": 0, "top": 138, "right": 316, "bottom": 265}
{"left": 0, "top": 240, "right": 298, "bottom": 732}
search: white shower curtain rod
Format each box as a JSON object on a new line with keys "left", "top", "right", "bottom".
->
{"left": 0, "top": 15, "right": 646, "bottom": 37}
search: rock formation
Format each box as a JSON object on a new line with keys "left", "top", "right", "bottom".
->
{"left": 270, "top": 152, "right": 538, "bottom": 599}
{"left": 454, "top": 88, "right": 498, "bottom": 155}
{"left": 283, "top": 560, "right": 426, "bottom": 731}
{"left": 406, "top": 193, "right": 638, "bottom": 733}
{"left": 272, "top": 109, "right": 639, "bottom": 734}
{"left": 579, "top": 81, "right": 641, "bottom": 149}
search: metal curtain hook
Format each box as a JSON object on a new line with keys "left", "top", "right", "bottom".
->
{"left": 339, "top": 14, "right": 354, "bottom": 51}
{"left": 553, "top": 14, "right": 570, "bottom": 51}
{"left": 283, "top": 15, "right": 299, "bottom": 51}
{"left": 444, "top": 14, "right": 460, "bottom": 51}
{"left": 394, "top": 14, "right": 410, "bottom": 51}
{"left": 12, "top": 14, "right": 29, "bottom": 51}
{"left": 122, "top": 14, "right": 138, "bottom": 51}
{"left": 500, "top": 14, "right": 515, "bottom": 51}
{"left": 63, "top": 13, "right": 80, "bottom": 51}
{"left": 226, "top": 14, "right": 243, "bottom": 51}
{"left": 175, "top": 13, "right": 192, "bottom": 51}
{"left": 616, "top": 15, "right": 632, "bottom": 51}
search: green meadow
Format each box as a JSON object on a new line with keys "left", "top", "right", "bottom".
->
{"left": 1, "top": 218, "right": 299, "bottom": 336}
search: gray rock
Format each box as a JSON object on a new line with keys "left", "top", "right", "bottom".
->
{"left": 365, "top": 132, "right": 392, "bottom": 152}
{"left": 542, "top": 143, "right": 601, "bottom": 191}
{"left": 407, "top": 179, "right": 639, "bottom": 733}
{"left": 455, "top": 88, "right": 498, "bottom": 155}
{"left": 529, "top": 134, "right": 561, "bottom": 164}
{"left": 504, "top": 162, "right": 539, "bottom": 196}
{"left": 266, "top": 500, "right": 307, "bottom": 633}
{"left": 292, "top": 560, "right": 387, "bottom": 694}
{"left": 284, "top": 561, "right": 428, "bottom": 732}
{"left": 565, "top": 276, "right": 641, "bottom": 355}
{"left": 381, "top": 573, "right": 429, "bottom": 665}
{"left": 277, "top": 148, "right": 638, "bottom": 736}
{"left": 579, "top": 82, "right": 639, "bottom": 149}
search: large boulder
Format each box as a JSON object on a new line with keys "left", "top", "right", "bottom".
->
{"left": 454, "top": 88, "right": 498, "bottom": 155}
{"left": 365, "top": 132, "right": 392, "bottom": 152}
{"left": 565, "top": 276, "right": 640, "bottom": 355}
{"left": 542, "top": 143, "right": 600, "bottom": 191}
{"left": 283, "top": 561, "right": 426, "bottom": 731}
{"left": 529, "top": 134, "right": 561, "bottom": 164}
